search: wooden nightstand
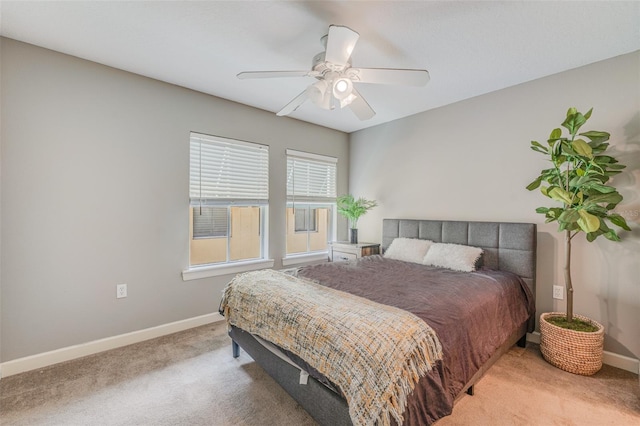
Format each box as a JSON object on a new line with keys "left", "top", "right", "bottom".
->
{"left": 329, "top": 242, "right": 381, "bottom": 262}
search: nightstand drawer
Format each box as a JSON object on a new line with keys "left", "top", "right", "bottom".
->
{"left": 332, "top": 251, "right": 358, "bottom": 262}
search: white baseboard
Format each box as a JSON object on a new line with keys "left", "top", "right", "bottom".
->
{"left": 1, "top": 319, "right": 635, "bottom": 379}
{"left": 527, "top": 331, "right": 639, "bottom": 375}
{"left": 0, "top": 312, "right": 225, "bottom": 379}
{"left": 526, "top": 331, "right": 541, "bottom": 344}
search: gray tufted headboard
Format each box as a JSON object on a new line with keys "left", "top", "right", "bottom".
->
{"left": 382, "top": 219, "right": 537, "bottom": 293}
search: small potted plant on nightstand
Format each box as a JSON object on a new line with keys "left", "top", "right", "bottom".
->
{"left": 336, "top": 194, "right": 378, "bottom": 244}
{"left": 526, "top": 107, "right": 630, "bottom": 375}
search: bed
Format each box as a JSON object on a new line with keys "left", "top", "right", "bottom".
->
{"left": 221, "top": 219, "right": 536, "bottom": 425}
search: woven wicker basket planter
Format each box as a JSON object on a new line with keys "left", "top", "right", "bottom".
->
{"left": 539, "top": 312, "right": 604, "bottom": 376}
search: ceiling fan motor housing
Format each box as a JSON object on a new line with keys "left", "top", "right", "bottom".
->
{"left": 312, "top": 51, "right": 351, "bottom": 75}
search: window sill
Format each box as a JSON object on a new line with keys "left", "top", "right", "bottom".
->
{"left": 282, "top": 252, "right": 329, "bottom": 267}
{"left": 182, "top": 259, "right": 275, "bottom": 281}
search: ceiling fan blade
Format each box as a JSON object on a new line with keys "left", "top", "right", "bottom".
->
{"left": 348, "top": 88, "right": 375, "bottom": 121}
{"left": 348, "top": 68, "right": 430, "bottom": 86}
{"left": 276, "top": 90, "right": 309, "bottom": 116}
{"left": 237, "top": 70, "right": 319, "bottom": 79}
{"left": 325, "top": 25, "right": 360, "bottom": 68}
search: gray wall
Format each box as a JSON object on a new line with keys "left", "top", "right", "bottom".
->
{"left": 350, "top": 51, "right": 640, "bottom": 359}
{"left": 2, "top": 36, "right": 638, "bottom": 365}
{"left": 0, "top": 38, "right": 349, "bottom": 362}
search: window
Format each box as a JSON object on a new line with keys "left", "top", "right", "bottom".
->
{"left": 285, "top": 149, "right": 337, "bottom": 258}
{"left": 192, "top": 207, "right": 227, "bottom": 239}
{"left": 294, "top": 208, "right": 317, "bottom": 233}
{"left": 188, "top": 133, "right": 269, "bottom": 269}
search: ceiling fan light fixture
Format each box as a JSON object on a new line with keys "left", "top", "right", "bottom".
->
{"left": 308, "top": 80, "right": 333, "bottom": 110}
{"left": 332, "top": 77, "right": 353, "bottom": 100}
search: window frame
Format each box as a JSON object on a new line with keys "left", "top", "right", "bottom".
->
{"left": 283, "top": 149, "right": 337, "bottom": 266}
{"left": 192, "top": 206, "right": 229, "bottom": 239}
{"left": 183, "top": 133, "right": 273, "bottom": 280}
{"left": 294, "top": 207, "right": 318, "bottom": 233}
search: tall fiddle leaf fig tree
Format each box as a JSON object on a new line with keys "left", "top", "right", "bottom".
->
{"left": 526, "top": 107, "right": 630, "bottom": 324}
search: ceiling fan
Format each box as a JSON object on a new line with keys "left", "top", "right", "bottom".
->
{"left": 237, "top": 25, "right": 430, "bottom": 121}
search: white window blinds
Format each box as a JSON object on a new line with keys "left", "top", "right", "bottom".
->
{"left": 286, "top": 149, "right": 337, "bottom": 202}
{"left": 192, "top": 207, "right": 228, "bottom": 238}
{"left": 190, "top": 133, "right": 269, "bottom": 205}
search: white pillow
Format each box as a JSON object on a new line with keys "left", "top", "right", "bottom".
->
{"left": 422, "top": 243, "right": 483, "bottom": 272}
{"left": 384, "top": 238, "right": 433, "bottom": 264}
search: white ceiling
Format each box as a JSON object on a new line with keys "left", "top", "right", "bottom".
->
{"left": 1, "top": 1, "right": 639, "bottom": 133}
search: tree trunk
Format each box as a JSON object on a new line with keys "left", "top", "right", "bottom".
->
{"left": 564, "top": 229, "right": 574, "bottom": 322}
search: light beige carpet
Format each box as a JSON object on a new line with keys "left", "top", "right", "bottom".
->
{"left": 1, "top": 321, "right": 638, "bottom": 425}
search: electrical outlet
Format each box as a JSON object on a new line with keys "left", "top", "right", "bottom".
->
{"left": 116, "top": 284, "right": 127, "bottom": 299}
{"left": 553, "top": 285, "right": 564, "bottom": 300}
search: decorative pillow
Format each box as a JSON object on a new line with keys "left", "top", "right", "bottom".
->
{"left": 384, "top": 238, "right": 433, "bottom": 264}
{"left": 422, "top": 243, "right": 483, "bottom": 272}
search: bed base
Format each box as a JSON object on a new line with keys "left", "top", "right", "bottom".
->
{"left": 226, "top": 219, "right": 536, "bottom": 425}
{"left": 230, "top": 325, "right": 352, "bottom": 426}
{"left": 230, "top": 323, "right": 528, "bottom": 425}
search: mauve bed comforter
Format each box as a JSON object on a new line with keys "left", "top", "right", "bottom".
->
{"left": 292, "top": 255, "right": 535, "bottom": 425}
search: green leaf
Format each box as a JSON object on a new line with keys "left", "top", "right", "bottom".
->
{"left": 556, "top": 155, "right": 569, "bottom": 166}
{"left": 606, "top": 164, "right": 626, "bottom": 170}
{"left": 608, "top": 214, "right": 631, "bottom": 231}
{"left": 549, "top": 128, "right": 563, "bottom": 141}
{"left": 577, "top": 210, "right": 600, "bottom": 233}
{"left": 565, "top": 221, "right": 581, "bottom": 231}
{"left": 571, "top": 139, "right": 593, "bottom": 158}
{"left": 605, "top": 203, "right": 618, "bottom": 210}
{"left": 540, "top": 186, "right": 549, "bottom": 197}
{"left": 526, "top": 176, "right": 543, "bottom": 191}
{"left": 588, "top": 183, "right": 616, "bottom": 193}
{"left": 590, "top": 142, "right": 609, "bottom": 153}
{"left": 594, "top": 155, "right": 615, "bottom": 164}
{"left": 558, "top": 209, "right": 579, "bottom": 223}
{"left": 562, "top": 110, "right": 587, "bottom": 135}
{"left": 603, "top": 230, "right": 621, "bottom": 242}
{"left": 570, "top": 175, "right": 595, "bottom": 187}
{"left": 530, "top": 141, "right": 548, "bottom": 154}
{"left": 548, "top": 187, "right": 573, "bottom": 204}
{"left": 548, "top": 208, "right": 564, "bottom": 219}
{"left": 562, "top": 144, "right": 579, "bottom": 157}
{"left": 603, "top": 171, "right": 623, "bottom": 179}
{"left": 580, "top": 130, "right": 609, "bottom": 144}
{"left": 537, "top": 207, "right": 563, "bottom": 223}
{"left": 584, "top": 108, "right": 593, "bottom": 120}
{"left": 587, "top": 165, "right": 607, "bottom": 179}
{"left": 572, "top": 113, "right": 587, "bottom": 133}
{"left": 552, "top": 140, "right": 564, "bottom": 156}
{"left": 584, "top": 205, "right": 608, "bottom": 216}
{"left": 583, "top": 192, "right": 623, "bottom": 206}
{"left": 598, "top": 220, "right": 612, "bottom": 232}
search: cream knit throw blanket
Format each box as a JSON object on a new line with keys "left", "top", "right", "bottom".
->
{"left": 221, "top": 269, "right": 443, "bottom": 426}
